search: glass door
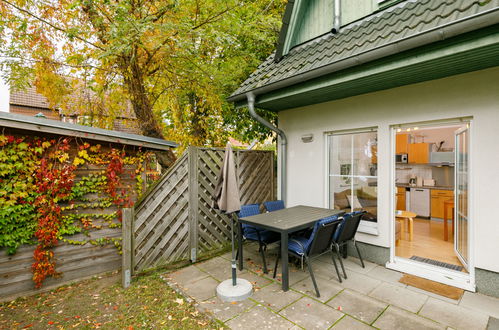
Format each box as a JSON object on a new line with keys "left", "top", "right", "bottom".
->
{"left": 454, "top": 126, "right": 470, "bottom": 271}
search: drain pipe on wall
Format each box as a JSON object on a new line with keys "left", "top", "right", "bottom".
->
{"left": 332, "top": 0, "right": 341, "bottom": 34}
{"left": 246, "top": 92, "right": 287, "bottom": 203}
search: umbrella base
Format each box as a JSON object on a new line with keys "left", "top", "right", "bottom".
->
{"left": 216, "top": 278, "right": 253, "bottom": 302}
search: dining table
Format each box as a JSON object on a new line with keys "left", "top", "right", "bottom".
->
{"left": 238, "top": 205, "right": 343, "bottom": 291}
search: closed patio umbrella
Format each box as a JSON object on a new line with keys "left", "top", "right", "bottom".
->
{"left": 213, "top": 143, "right": 252, "bottom": 301}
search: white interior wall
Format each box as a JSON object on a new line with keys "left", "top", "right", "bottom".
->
{"left": 278, "top": 66, "right": 499, "bottom": 273}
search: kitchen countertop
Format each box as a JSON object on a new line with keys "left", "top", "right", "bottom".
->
{"left": 396, "top": 183, "right": 453, "bottom": 190}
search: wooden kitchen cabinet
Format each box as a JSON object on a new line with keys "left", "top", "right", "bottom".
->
{"left": 408, "top": 143, "right": 430, "bottom": 163}
{"left": 396, "top": 134, "right": 410, "bottom": 154}
{"left": 396, "top": 187, "right": 406, "bottom": 211}
{"left": 430, "top": 189, "right": 454, "bottom": 218}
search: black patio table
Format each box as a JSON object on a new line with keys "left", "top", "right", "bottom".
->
{"left": 238, "top": 205, "right": 343, "bottom": 291}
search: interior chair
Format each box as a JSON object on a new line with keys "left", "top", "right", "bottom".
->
{"left": 331, "top": 211, "right": 366, "bottom": 280}
{"left": 263, "top": 200, "right": 285, "bottom": 212}
{"left": 272, "top": 214, "right": 343, "bottom": 297}
{"left": 237, "top": 204, "right": 280, "bottom": 274}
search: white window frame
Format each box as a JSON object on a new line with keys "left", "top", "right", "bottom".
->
{"left": 325, "top": 127, "right": 379, "bottom": 235}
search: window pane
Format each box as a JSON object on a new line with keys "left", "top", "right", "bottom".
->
{"left": 329, "top": 131, "right": 378, "bottom": 223}
{"left": 330, "top": 175, "right": 353, "bottom": 212}
{"left": 353, "top": 132, "right": 377, "bottom": 177}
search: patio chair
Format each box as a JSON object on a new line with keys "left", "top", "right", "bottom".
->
{"left": 331, "top": 211, "right": 366, "bottom": 280}
{"left": 237, "top": 204, "right": 280, "bottom": 274}
{"left": 263, "top": 200, "right": 285, "bottom": 212}
{"left": 272, "top": 215, "right": 343, "bottom": 297}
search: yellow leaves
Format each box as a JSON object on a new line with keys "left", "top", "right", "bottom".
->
{"left": 42, "top": 141, "right": 51, "bottom": 149}
{"left": 73, "top": 157, "right": 85, "bottom": 166}
{"left": 58, "top": 153, "right": 69, "bottom": 163}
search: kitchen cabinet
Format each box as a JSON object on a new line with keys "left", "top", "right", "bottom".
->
{"left": 396, "top": 187, "right": 406, "bottom": 210}
{"left": 396, "top": 134, "right": 410, "bottom": 154}
{"left": 431, "top": 189, "right": 454, "bottom": 218}
{"left": 408, "top": 143, "right": 431, "bottom": 163}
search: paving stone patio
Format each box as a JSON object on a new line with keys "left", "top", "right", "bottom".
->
{"left": 164, "top": 243, "right": 499, "bottom": 329}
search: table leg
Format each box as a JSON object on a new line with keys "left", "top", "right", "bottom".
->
{"left": 444, "top": 205, "right": 449, "bottom": 241}
{"left": 237, "top": 222, "right": 243, "bottom": 270}
{"left": 408, "top": 217, "right": 414, "bottom": 241}
{"left": 396, "top": 218, "right": 405, "bottom": 240}
{"left": 281, "top": 231, "right": 289, "bottom": 291}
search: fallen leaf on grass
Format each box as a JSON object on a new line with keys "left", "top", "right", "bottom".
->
{"left": 181, "top": 317, "right": 188, "bottom": 321}
{"left": 175, "top": 298, "right": 184, "bottom": 305}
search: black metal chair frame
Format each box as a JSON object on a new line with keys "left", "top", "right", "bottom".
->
{"left": 272, "top": 219, "right": 342, "bottom": 297}
{"left": 331, "top": 211, "right": 366, "bottom": 281}
{"left": 236, "top": 223, "right": 276, "bottom": 274}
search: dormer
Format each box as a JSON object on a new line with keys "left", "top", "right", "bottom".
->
{"left": 276, "top": 0, "right": 398, "bottom": 61}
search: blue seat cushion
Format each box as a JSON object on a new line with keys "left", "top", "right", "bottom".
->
{"left": 333, "top": 211, "right": 363, "bottom": 241}
{"left": 264, "top": 200, "right": 285, "bottom": 212}
{"left": 242, "top": 224, "right": 280, "bottom": 243}
{"left": 288, "top": 236, "right": 309, "bottom": 256}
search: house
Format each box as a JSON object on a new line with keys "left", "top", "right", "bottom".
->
{"left": 229, "top": 0, "right": 499, "bottom": 297}
{"left": 9, "top": 85, "right": 140, "bottom": 134}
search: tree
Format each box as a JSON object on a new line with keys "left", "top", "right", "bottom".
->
{"left": 0, "top": 0, "right": 284, "bottom": 161}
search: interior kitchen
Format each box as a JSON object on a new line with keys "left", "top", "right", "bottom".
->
{"left": 394, "top": 124, "right": 466, "bottom": 272}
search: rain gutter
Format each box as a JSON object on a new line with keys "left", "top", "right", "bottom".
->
{"left": 246, "top": 92, "right": 287, "bottom": 203}
{"left": 228, "top": 7, "right": 499, "bottom": 104}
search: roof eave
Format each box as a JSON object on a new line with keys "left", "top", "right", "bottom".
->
{"left": 0, "top": 112, "right": 178, "bottom": 151}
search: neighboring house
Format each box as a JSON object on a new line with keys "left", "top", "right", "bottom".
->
{"left": 9, "top": 85, "right": 141, "bottom": 134}
{"left": 229, "top": 0, "right": 499, "bottom": 297}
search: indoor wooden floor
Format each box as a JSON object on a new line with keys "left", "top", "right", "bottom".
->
{"left": 395, "top": 218, "right": 467, "bottom": 273}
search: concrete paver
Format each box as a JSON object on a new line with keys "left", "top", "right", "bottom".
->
{"left": 199, "top": 296, "right": 256, "bottom": 322}
{"left": 196, "top": 256, "right": 248, "bottom": 281}
{"left": 251, "top": 282, "right": 302, "bottom": 312}
{"left": 369, "top": 282, "right": 428, "bottom": 313}
{"left": 419, "top": 297, "right": 490, "bottom": 330}
{"left": 331, "top": 315, "right": 375, "bottom": 329}
{"left": 292, "top": 275, "right": 343, "bottom": 302}
{"left": 180, "top": 276, "right": 219, "bottom": 301}
{"left": 327, "top": 289, "right": 388, "bottom": 324}
{"left": 373, "top": 306, "right": 445, "bottom": 330}
{"left": 280, "top": 296, "right": 343, "bottom": 329}
{"left": 226, "top": 304, "right": 297, "bottom": 329}
{"left": 164, "top": 245, "right": 499, "bottom": 330}
{"left": 459, "top": 291, "right": 499, "bottom": 319}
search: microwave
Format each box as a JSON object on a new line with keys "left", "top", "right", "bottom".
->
{"left": 396, "top": 153, "right": 408, "bottom": 163}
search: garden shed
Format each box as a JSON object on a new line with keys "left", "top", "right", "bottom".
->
{"left": 0, "top": 111, "right": 177, "bottom": 301}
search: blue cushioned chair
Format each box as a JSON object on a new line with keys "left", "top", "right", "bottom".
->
{"left": 263, "top": 200, "right": 285, "bottom": 212}
{"left": 272, "top": 214, "right": 343, "bottom": 297}
{"left": 237, "top": 204, "right": 280, "bottom": 274}
{"left": 331, "top": 211, "right": 366, "bottom": 280}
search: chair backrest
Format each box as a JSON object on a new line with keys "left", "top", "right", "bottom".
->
{"left": 237, "top": 204, "right": 260, "bottom": 218}
{"left": 237, "top": 204, "right": 261, "bottom": 235}
{"left": 334, "top": 211, "right": 365, "bottom": 243}
{"left": 263, "top": 200, "right": 285, "bottom": 212}
{"left": 306, "top": 215, "right": 342, "bottom": 256}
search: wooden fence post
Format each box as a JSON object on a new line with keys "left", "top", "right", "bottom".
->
{"left": 188, "top": 147, "right": 199, "bottom": 263}
{"left": 122, "top": 208, "right": 133, "bottom": 288}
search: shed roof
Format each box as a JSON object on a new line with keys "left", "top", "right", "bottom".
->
{"left": 0, "top": 111, "right": 177, "bottom": 151}
{"left": 229, "top": 0, "right": 499, "bottom": 102}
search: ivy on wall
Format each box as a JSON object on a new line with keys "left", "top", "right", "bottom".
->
{"left": 0, "top": 134, "right": 151, "bottom": 288}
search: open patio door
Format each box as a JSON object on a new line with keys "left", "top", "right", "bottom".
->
{"left": 454, "top": 125, "right": 470, "bottom": 271}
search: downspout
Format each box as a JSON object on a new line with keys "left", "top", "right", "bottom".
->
{"left": 332, "top": 0, "right": 341, "bottom": 34}
{"left": 246, "top": 92, "right": 287, "bottom": 203}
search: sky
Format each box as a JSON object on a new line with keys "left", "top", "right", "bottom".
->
{"left": 0, "top": 76, "right": 9, "bottom": 112}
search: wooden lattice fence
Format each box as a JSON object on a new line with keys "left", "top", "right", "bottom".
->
{"left": 129, "top": 147, "right": 274, "bottom": 274}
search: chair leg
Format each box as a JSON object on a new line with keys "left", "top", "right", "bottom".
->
{"left": 273, "top": 249, "right": 280, "bottom": 279}
{"left": 305, "top": 256, "right": 320, "bottom": 297}
{"left": 258, "top": 241, "right": 268, "bottom": 274}
{"left": 334, "top": 243, "right": 347, "bottom": 279}
{"left": 330, "top": 251, "right": 342, "bottom": 283}
{"left": 354, "top": 239, "right": 365, "bottom": 268}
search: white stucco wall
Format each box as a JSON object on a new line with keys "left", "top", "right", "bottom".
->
{"left": 278, "top": 66, "right": 499, "bottom": 273}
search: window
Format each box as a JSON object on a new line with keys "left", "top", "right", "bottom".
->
{"left": 327, "top": 129, "right": 378, "bottom": 226}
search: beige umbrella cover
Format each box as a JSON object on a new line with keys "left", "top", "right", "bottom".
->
{"left": 214, "top": 143, "right": 241, "bottom": 214}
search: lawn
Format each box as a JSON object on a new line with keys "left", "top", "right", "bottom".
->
{"left": 0, "top": 270, "right": 223, "bottom": 329}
